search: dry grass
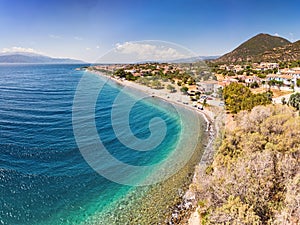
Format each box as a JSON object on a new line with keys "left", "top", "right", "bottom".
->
{"left": 250, "top": 87, "right": 293, "bottom": 98}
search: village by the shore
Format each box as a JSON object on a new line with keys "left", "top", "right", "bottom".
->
{"left": 83, "top": 60, "right": 300, "bottom": 109}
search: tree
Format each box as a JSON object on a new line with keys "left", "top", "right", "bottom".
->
{"left": 297, "top": 79, "right": 300, "bottom": 87}
{"left": 166, "top": 84, "right": 175, "bottom": 93}
{"left": 257, "top": 73, "right": 266, "bottom": 79}
{"left": 114, "top": 68, "right": 136, "bottom": 80}
{"left": 268, "top": 79, "right": 276, "bottom": 90}
{"left": 216, "top": 87, "right": 223, "bottom": 99}
{"left": 180, "top": 86, "right": 188, "bottom": 94}
{"left": 187, "top": 77, "right": 196, "bottom": 85}
{"left": 276, "top": 80, "right": 284, "bottom": 90}
{"left": 151, "top": 80, "right": 163, "bottom": 89}
{"left": 291, "top": 61, "right": 299, "bottom": 68}
{"left": 187, "top": 79, "right": 193, "bottom": 85}
{"left": 126, "top": 73, "right": 137, "bottom": 81}
{"left": 250, "top": 81, "right": 259, "bottom": 88}
{"left": 137, "top": 77, "right": 150, "bottom": 86}
{"left": 114, "top": 68, "right": 127, "bottom": 78}
{"left": 288, "top": 92, "right": 300, "bottom": 110}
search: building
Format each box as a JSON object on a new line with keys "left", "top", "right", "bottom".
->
{"left": 267, "top": 74, "right": 293, "bottom": 86}
{"left": 245, "top": 75, "right": 261, "bottom": 84}
{"left": 221, "top": 77, "right": 239, "bottom": 86}
{"left": 279, "top": 68, "right": 300, "bottom": 90}
{"left": 197, "top": 80, "right": 220, "bottom": 93}
{"left": 255, "top": 62, "right": 279, "bottom": 71}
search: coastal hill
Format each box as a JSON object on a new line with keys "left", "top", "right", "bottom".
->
{"left": 0, "top": 52, "right": 85, "bottom": 64}
{"left": 214, "top": 33, "right": 293, "bottom": 63}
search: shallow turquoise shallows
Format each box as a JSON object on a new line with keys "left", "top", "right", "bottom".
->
{"left": 0, "top": 64, "right": 182, "bottom": 224}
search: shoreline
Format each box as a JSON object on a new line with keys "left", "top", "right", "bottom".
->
{"left": 85, "top": 69, "right": 222, "bottom": 224}
{"left": 87, "top": 69, "right": 215, "bottom": 125}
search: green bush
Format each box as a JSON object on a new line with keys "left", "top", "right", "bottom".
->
{"left": 223, "top": 83, "right": 272, "bottom": 113}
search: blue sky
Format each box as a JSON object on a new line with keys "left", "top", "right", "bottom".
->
{"left": 0, "top": 0, "right": 299, "bottom": 62}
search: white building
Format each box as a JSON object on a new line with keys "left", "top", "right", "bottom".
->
{"left": 197, "top": 80, "right": 220, "bottom": 93}
{"left": 267, "top": 74, "right": 293, "bottom": 86}
{"left": 280, "top": 68, "right": 300, "bottom": 90}
{"left": 245, "top": 75, "right": 261, "bottom": 84}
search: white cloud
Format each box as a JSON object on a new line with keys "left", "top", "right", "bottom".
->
{"left": 96, "top": 45, "right": 100, "bottom": 49}
{"left": 1, "top": 46, "right": 43, "bottom": 54}
{"left": 274, "top": 33, "right": 280, "bottom": 37}
{"left": 85, "top": 47, "right": 91, "bottom": 51}
{"left": 114, "top": 42, "right": 190, "bottom": 61}
{"left": 97, "top": 40, "right": 196, "bottom": 63}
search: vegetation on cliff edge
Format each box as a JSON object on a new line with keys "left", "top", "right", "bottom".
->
{"left": 194, "top": 105, "right": 300, "bottom": 224}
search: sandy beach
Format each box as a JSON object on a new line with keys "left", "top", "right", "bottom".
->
{"left": 89, "top": 69, "right": 216, "bottom": 123}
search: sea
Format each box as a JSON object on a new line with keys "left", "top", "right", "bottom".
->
{"left": 0, "top": 64, "right": 205, "bottom": 225}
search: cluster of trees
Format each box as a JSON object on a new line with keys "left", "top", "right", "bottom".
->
{"left": 154, "top": 71, "right": 196, "bottom": 86}
{"left": 128, "top": 63, "right": 197, "bottom": 85}
{"left": 194, "top": 105, "right": 300, "bottom": 224}
{"left": 114, "top": 68, "right": 138, "bottom": 81}
{"left": 279, "top": 60, "right": 300, "bottom": 69}
{"left": 210, "top": 60, "right": 300, "bottom": 78}
{"left": 223, "top": 83, "right": 272, "bottom": 113}
{"left": 135, "top": 77, "right": 163, "bottom": 89}
{"left": 267, "top": 79, "right": 284, "bottom": 90}
{"left": 209, "top": 62, "right": 278, "bottom": 77}
{"left": 114, "top": 65, "right": 197, "bottom": 87}
{"left": 236, "top": 67, "right": 278, "bottom": 77}
{"left": 151, "top": 80, "right": 163, "bottom": 89}
{"left": 249, "top": 81, "right": 259, "bottom": 88}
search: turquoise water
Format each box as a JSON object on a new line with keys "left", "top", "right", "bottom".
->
{"left": 0, "top": 64, "right": 183, "bottom": 224}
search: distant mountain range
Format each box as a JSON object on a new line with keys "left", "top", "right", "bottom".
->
{"left": 169, "top": 55, "right": 219, "bottom": 63}
{"left": 214, "top": 33, "right": 300, "bottom": 63}
{"left": 0, "top": 52, "right": 85, "bottom": 64}
{"left": 135, "top": 55, "right": 219, "bottom": 64}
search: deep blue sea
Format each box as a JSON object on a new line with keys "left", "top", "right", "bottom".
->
{"left": 0, "top": 64, "right": 184, "bottom": 224}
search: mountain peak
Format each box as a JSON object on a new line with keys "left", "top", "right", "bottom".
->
{"left": 215, "top": 33, "right": 291, "bottom": 63}
{"left": 255, "top": 33, "right": 273, "bottom": 37}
